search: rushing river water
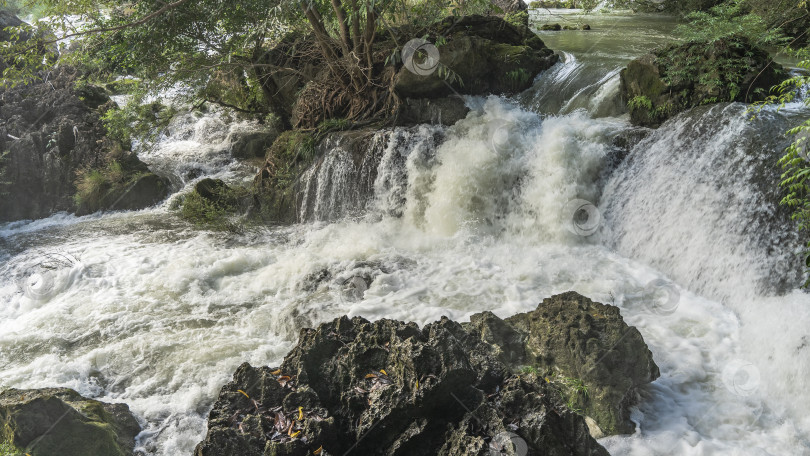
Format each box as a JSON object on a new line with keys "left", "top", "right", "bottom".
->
{"left": 2, "top": 9, "right": 810, "bottom": 456}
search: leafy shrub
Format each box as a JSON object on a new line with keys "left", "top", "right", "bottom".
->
{"left": 674, "top": 0, "right": 786, "bottom": 48}
{"left": 757, "top": 46, "right": 810, "bottom": 285}
{"left": 179, "top": 183, "right": 250, "bottom": 231}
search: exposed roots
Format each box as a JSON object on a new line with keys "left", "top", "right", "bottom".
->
{"left": 291, "top": 66, "right": 400, "bottom": 129}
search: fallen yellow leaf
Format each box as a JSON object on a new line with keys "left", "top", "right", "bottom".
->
{"left": 298, "top": 406, "right": 304, "bottom": 421}
{"left": 380, "top": 369, "right": 387, "bottom": 375}
{"left": 314, "top": 446, "right": 323, "bottom": 455}
{"left": 270, "top": 369, "right": 282, "bottom": 375}
{"left": 236, "top": 389, "right": 250, "bottom": 399}
{"left": 290, "top": 430, "right": 301, "bottom": 438}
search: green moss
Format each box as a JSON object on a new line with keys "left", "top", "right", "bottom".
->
{"left": 503, "top": 10, "right": 528, "bottom": 29}
{"left": 179, "top": 183, "right": 251, "bottom": 231}
{"left": 73, "top": 158, "right": 146, "bottom": 212}
{"left": 0, "top": 440, "right": 23, "bottom": 456}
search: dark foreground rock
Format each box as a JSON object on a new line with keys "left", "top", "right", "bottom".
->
{"left": 196, "top": 292, "right": 658, "bottom": 455}
{"left": 620, "top": 35, "right": 787, "bottom": 127}
{"left": 0, "top": 387, "right": 140, "bottom": 456}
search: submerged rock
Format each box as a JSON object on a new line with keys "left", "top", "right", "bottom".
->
{"left": 196, "top": 292, "right": 658, "bottom": 455}
{"left": 0, "top": 387, "right": 140, "bottom": 456}
{"left": 620, "top": 35, "right": 787, "bottom": 127}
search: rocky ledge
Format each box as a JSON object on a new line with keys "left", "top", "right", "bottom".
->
{"left": 196, "top": 292, "right": 659, "bottom": 455}
{"left": 0, "top": 387, "right": 141, "bottom": 456}
{"left": 620, "top": 35, "right": 787, "bottom": 127}
{"left": 0, "top": 13, "right": 169, "bottom": 223}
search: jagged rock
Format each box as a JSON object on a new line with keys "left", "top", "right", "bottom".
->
{"left": 196, "top": 292, "right": 658, "bottom": 455}
{"left": 477, "top": 292, "right": 660, "bottom": 435}
{"left": 620, "top": 36, "right": 788, "bottom": 127}
{"left": 0, "top": 388, "right": 140, "bottom": 456}
{"left": 539, "top": 23, "right": 562, "bottom": 31}
{"left": 394, "top": 15, "right": 558, "bottom": 99}
{"left": 0, "top": 65, "right": 168, "bottom": 221}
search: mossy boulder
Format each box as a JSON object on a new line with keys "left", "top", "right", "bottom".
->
{"left": 620, "top": 35, "right": 788, "bottom": 127}
{"left": 179, "top": 178, "right": 252, "bottom": 229}
{"left": 394, "top": 15, "right": 558, "bottom": 99}
{"left": 195, "top": 292, "right": 658, "bottom": 455}
{"left": 495, "top": 292, "right": 659, "bottom": 436}
{"left": 0, "top": 388, "right": 140, "bottom": 456}
{"left": 253, "top": 130, "right": 318, "bottom": 224}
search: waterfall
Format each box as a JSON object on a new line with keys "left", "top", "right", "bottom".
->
{"left": 600, "top": 103, "right": 804, "bottom": 300}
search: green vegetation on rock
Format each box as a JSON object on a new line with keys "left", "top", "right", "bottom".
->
{"left": 621, "top": 35, "right": 786, "bottom": 127}
{"left": 0, "top": 388, "right": 140, "bottom": 456}
{"left": 179, "top": 178, "right": 252, "bottom": 231}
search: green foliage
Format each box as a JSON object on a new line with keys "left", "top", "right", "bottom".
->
{"left": 518, "top": 365, "right": 539, "bottom": 375}
{"left": 504, "top": 10, "right": 528, "bottom": 28}
{"left": 757, "top": 45, "right": 810, "bottom": 286}
{"left": 628, "top": 95, "right": 653, "bottom": 111}
{"left": 527, "top": 0, "right": 599, "bottom": 8}
{"left": 101, "top": 96, "right": 177, "bottom": 151}
{"left": 0, "top": 440, "right": 23, "bottom": 456}
{"left": 179, "top": 184, "right": 250, "bottom": 231}
{"left": 674, "top": 0, "right": 786, "bottom": 47}
{"left": 73, "top": 158, "right": 140, "bottom": 209}
{"left": 551, "top": 375, "right": 589, "bottom": 414}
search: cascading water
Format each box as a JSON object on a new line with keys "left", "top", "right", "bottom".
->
{"left": 2, "top": 10, "right": 810, "bottom": 456}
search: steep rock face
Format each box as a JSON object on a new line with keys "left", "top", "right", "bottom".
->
{"left": 620, "top": 36, "right": 787, "bottom": 127}
{"left": 0, "top": 388, "right": 141, "bottom": 456}
{"left": 195, "top": 292, "right": 658, "bottom": 455}
{"left": 0, "top": 65, "right": 168, "bottom": 221}
{"left": 395, "top": 15, "right": 558, "bottom": 99}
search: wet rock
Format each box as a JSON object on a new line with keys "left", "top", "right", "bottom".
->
{"left": 581, "top": 24, "right": 591, "bottom": 30}
{"left": 500, "top": 292, "right": 660, "bottom": 435}
{"left": 539, "top": 23, "right": 562, "bottom": 31}
{"left": 394, "top": 16, "right": 558, "bottom": 99}
{"left": 396, "top": 97, "right": 470, "bottom": 126}
{"left": 0, "top": 65, "right": 167, "bottom": 221}
{"left": 620, "top": 36, "right": 788, "bottom": 127}
{"left": 228, "top": 129, "right": 280, "bottom": 160}
{"left": 0, "top": 387, "right": 140, "bottom": 456}
{"left": 197, "top": 292, "right": 658, "bottom": 455}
